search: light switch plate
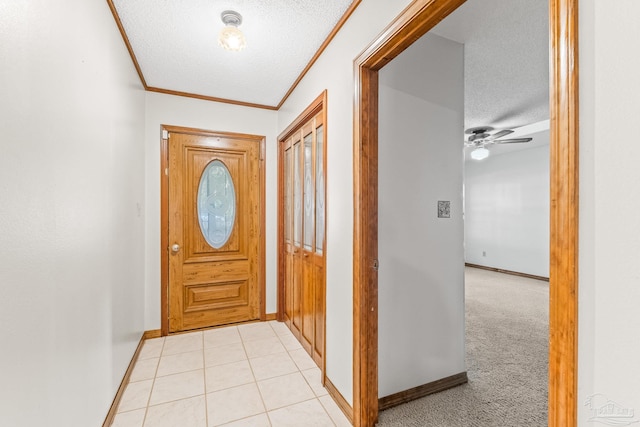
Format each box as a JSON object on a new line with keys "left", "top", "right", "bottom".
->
{"left": 438, "top": 201, "right": 451, "bottom": 218}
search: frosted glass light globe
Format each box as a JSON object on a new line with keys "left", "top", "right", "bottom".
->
{"left": 470, "top": 147, "right": 489, "bottom": 160}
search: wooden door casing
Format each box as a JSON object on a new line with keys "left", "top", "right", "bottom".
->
{"left": 162, "top": 126, "right": 265, "bottom": 333}
{"left": 352, "top": 0, "right": 579, "bottom": 425}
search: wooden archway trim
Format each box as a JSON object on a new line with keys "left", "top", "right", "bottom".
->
{"left": 548, "top": 0, "right": 579, "bottom": 425}
{"left": 353, "top": 0, "right": 579, "bottom": 426}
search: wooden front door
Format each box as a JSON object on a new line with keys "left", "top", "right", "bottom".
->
{"left": 279, "top": 92, "right": 326, "bottom": 366}
{"left": 165, "top": 126, "right": 264, "bottom": 333}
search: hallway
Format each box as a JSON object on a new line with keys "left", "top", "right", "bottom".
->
{"left": 113, "top": 322, "right": 350, "bottom": 427}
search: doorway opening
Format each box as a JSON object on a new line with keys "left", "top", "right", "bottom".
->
{"left": 352, "top": 1, "right": 578, "bottom": 426}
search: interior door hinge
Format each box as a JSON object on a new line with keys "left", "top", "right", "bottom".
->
{"left": 373, "top": 259, "right": 379, "bottom": 271}
{"left": 165, "top": 168, "right": 168, "bottom": 176}
{"left": 162, "top": 130, "right": 169, "bottom": 139}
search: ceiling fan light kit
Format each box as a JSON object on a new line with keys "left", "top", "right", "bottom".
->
{"left": 464, "top": 125, "right": 533, "bottom": 161}
{"left": 219, "top": 10, "right": 246, "bottom": 51}
{"left": 470, "top": 147, "right": 490, "bottom": 160}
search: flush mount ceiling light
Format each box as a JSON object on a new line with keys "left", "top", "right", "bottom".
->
{"left": 470, "top": 146, "right": 490, "bottom": 161}
{"left": 218, "top": 10, "right": 246, "bottom": 51}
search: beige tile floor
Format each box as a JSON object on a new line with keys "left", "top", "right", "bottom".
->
{"left": 112, "top": 321, "right": 352, "bottom": 427}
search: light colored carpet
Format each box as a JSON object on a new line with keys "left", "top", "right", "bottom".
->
{"left": 377, "top": 267, "right": 548, "bottom": 426}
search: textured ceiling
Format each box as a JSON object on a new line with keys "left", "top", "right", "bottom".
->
{"left": 112, "top": 0, "right": 354, "bottom": 107}
{"left": 112, "top": 0, "right": 549, "bottom": 128}
{"left": 432, "top": 0, "right": 549, "bottom": 132}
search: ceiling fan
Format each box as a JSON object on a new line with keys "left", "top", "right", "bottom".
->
{"left": 464, "top": 126, "right": 533, "bottom": 160}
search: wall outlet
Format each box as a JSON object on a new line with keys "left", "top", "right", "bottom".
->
{"left": 482, "top": 251, "right": 486, "bottom": 257}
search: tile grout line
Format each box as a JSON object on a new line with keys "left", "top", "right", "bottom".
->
{"left": 142, "top": 334, "right": 209, "bottom": 423}
{"left": 154, "top": 366, "right": 204, "bottom": 378}
{"left": 130, "top": 324, "right": 340, "bottom": 426}
{"left": 267, "top": 321, "right": 310, "bottom": 413}
{"left": 142, "top": 336, "right": 165, "bottom": 427}
{"left": 317, "top": 395, "right": 341, "bottom": 427}
{"left": 281, "top": 336, "right": 338, "bottom": 425}
{"left": 260, "top": 322, "right": 333, "bottom": 425}
{"left": 273, "top": 321, "right": 341, "bottom": 426}
{"left": 239, "top": 324, "right": 270, "bottom": 425}
{"left": 198, "top": 332, "right": 303, "bottom": 395}
{"left": 202, "top": 331, "right": 209, "bottom": 427}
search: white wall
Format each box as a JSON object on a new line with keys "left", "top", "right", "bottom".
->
{"left": 465, "top": 138, "right": 550, "bottom": 277}
{"left": 377, "top": 33, "right": 465, "bottom": 397}
{"left": 144, "top": 92, "right": 278, "bottom": 329}
{"left": 578, "top": 0, "right": 640, "bottom": 423}
{"left": 276, "top": 0, "right": 414, "bottom": 403}
{"left": 0, "top": 1, "right": 146, "bottom": 426}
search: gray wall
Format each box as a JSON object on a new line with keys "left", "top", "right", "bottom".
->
{"left": 378, "top": 33, "right": 465, "bottom": 397}
{"left": 465, "top": 135, "right": 550, "bottom": 277}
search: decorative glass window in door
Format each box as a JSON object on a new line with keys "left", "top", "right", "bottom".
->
{"left": 285, "top": 148, "right": 292, "bottom": 242}
{"left": 197, "top": 160, "right": 236, "bottom": 249}
{"left": 303, "top": 133, "right": 314, "bottom": 251}
{"left": 315, "top": 124, "right": 324, "bottom": 254}
{"left": 293, "top": 142, "right": 302, "bottom": 246}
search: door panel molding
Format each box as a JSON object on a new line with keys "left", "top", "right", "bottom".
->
{"left": 353, "top": 1, "right": 578, "bottom": 426}
{"left": 160, "top": 125, "right": 266, "bottom": 335}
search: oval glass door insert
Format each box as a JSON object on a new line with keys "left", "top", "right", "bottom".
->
{"left": 197, "top": 160, "right": 236, "bottom": 249}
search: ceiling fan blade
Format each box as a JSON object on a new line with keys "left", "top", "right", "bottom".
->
{"left": 465, "top": 126, "right": 493, "bottom": 135}
{"left": 486, "top": 129, "right": 513, "bottom": 141}
{"left": 493, "top": 138, "right": 533, "bottom": 144}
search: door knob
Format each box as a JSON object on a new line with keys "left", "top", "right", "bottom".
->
{"left": 171, "top": 244, "right": 180, "bottom": 253}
